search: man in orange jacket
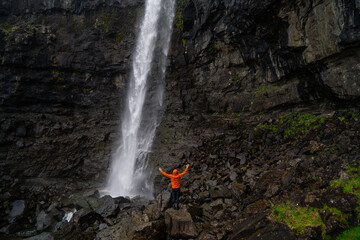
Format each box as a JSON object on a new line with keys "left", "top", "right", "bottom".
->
{"left": 159, "top": 164, "right": 190, "bottom": 210}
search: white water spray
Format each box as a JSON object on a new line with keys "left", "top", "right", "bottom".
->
{"left": 105, "top": 0, "right": 176, "bottom": 198}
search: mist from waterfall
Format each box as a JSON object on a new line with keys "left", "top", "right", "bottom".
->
{"left": 105, "top": 0, "right": 175, "bottom": 198}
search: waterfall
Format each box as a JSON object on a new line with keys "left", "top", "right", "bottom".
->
{"left": 104, "top": 0, "right": 175, "bottom": 198}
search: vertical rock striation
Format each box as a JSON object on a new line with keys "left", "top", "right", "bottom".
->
{"left": 0, "top": 0, "right": 145, "bottom": 191}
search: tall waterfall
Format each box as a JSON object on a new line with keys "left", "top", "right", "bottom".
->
{"left": 105, "top": 0, "right": 175, "bottom": 198}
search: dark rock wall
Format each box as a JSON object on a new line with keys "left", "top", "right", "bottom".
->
{"left": 0, "top": 0, "right": 359, "bottom": 194}
{"left": 165, "top": 0, "right": 360, "bottom": 114}
{"left": 152, "top": 0, "right": 360, "bottom": 191}
{"left": 0, "top": 1, "right": 145, "bottom": 185}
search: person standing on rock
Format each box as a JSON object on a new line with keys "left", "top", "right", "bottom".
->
{"left": 159, "top": 164, "right": 190, "bottom": 210}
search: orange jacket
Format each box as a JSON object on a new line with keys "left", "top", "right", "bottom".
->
{"left": 159, "top": 166, "right": 189, "bottom": 189}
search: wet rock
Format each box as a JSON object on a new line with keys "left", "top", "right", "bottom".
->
{"left": 114, "top": 196, "right": 131, "bottom": 204}
{"left": 229, "top": 171, "right": 238, "bottom": 181}
{"left": 198, "top": 232, "right": 216, "bottom": 240}
{"left": 264, "top": 185, "right": 279, "bottom": 198}
{"left": 230, "top": 213, "right": 269, "bottom": 240}
{"left": 236, "top": 154, "right": 246, "bottom": 165}
{"left": 210, "top": 199, "right": 223, "bottom": 210}
{"left": 165, "top": 208, "right": 198, "bottom": 238}
{"left": 209, "top": 189, "right": 232, "bottom": 199}
{"left": 187, "top": 204, "right": 203, "bottom": 218}
{"left": 244, "top": 200, "right": 268, "bottom": 215}
{"left": 93, "top": 196, "right": 117, "bottom": 218}
{"left": 245, "top": 222, "right": 296, "bottom": 240}
{"left": 230, "top": 182, "right": 247, "bottom": 201}
{"left": 36, "top": 210, "right": 53, "bottom": 231}
{"left": 159, "top": 190, "right": 171, "bottom": 211}
{"left": 23, "top": 232, "right": 53, "bottom": 240}
{"left": 98, "top": 223, "right": 107, "bottom": 230}
{"left": 96, "top": 213, "right": 165, "bottom": 240}
{"left": 256, "top": 170, "right": 286, "bottom": 193}
{"left": 144, "top": 201, "right": 161, "bottom": 221}
{"left": 9, "top": 200, "right": 25, "bottom": 219}
{"left": 205, "top": 180, "right": 217, "bottom": 189}
{"left": 78, "top": 211, "right": 103, "bottom": 230}
{"left": 198, "top": 191, "right": 210, "bottom": 202}
{"left": 214, "top": 210, "right": 223, "bottom": 220}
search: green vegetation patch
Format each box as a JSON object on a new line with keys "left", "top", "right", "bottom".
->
{"left": 0, "top": 24, "right": 19, "bottom": 35}
{"left": 255, "top": 87, "right": 279, "bottom": 94}
{"left": 113, "top": 32, "right": 123, "bottom": 43}
{"left": 271, "top": 201, "right": 348, "bottom": 238}
{"left": 255, "top": 112, "right": 327, "bottom": 138}
{"left": 0, "top": 24, "right": 19, "bottom": 39}
{"left": 175, "top": 0, "right": 186, "bottom": 31}
{"left": 51, "top": 69, "right": 65, "bottom": 81}
{"left": 93, "top": 9, "right": 118, "bottom": 33}
{"left": 337, "top": 110, "right": 360, "bottom": 121}
{"left": 337, "top": 226, "right": 360, "bottom": 240}
{"left": 271, "top": 202, "right": 324, "bottom": 236}
{"left": 233, "top": 75, "right": 240, "bottom": 83}
{"left": 330, "top": 164, "right": 360, "bottom": 217}
{"left": 182, "top": 38, "right": 186, "bottom": 47}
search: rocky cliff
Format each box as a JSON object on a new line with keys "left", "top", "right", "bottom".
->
{"left": 1, "top": 0, "right": 360, "bottom": 239}
{"left": 0, "top": 0, "right": 145, "bottom": 187}
{"left": 153, "top": 0, "right": 360, "bottom": 190}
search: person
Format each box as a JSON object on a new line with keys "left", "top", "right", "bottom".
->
{"left": 159, "top": 164, "right": 190, "bottom": 210}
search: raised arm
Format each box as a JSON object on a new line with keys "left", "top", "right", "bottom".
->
{"left": 159, "top": 168, "right": 172, "bottom": 178}
{"left": 178, "top": 164, "right": 190, "bottom": 177}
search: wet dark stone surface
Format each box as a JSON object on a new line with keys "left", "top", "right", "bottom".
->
{"left": 0, "top": 0, "right": 360, "bottom": 239}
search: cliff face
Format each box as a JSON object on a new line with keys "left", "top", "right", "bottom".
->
{"left": 0, "top": 0, "right": 144, "bottom": 187}
{"left": 166, "top": 0, "right": 360, "bottom": 114}
{"left": 1, "top": 0, "right": 360, "bottom": 239}
{"left": 0, "top": 0, "right": 359, "bottom": 194}
{"left": 151, "top": 0, "right": 360, "bottom": 179}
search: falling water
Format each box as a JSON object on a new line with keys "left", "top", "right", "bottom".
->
{"left": 105, "top": 0, "right": 175, "bottom": 198}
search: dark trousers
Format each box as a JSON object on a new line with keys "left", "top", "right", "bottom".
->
{"left": 171, "top": 188, "right": 180, "bottom": 206}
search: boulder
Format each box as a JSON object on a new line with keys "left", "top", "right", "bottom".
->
{"left": 96, "top": 213, "right": 165, "bottom": 240}
{"left": 159, "top": 190, "right": 171, "bottom": 211}
{"left": 36, "top": 210, "right": 53, "bottom": 231}
{"left": 23, "top": 232, "right": 53, "bottom": 240}
{"left": 143, "top": 201, "right": 161, "bottom": 221}
{"left": 9, "top": 200, "right": 25, "bottom": 220}
{"left": 198, "top": 232, "right": 216, "bottom": 240}
{"left": 244, "top": 200, "right": 268, "bottom": 215}
{"left": 93, "top": 196, "right": 117, "bottom": 218}
{"left": 165, "top": 208, "right": 198, "bottom": 238}
{"left": 209, "top": 189, "right": 232, "bottom": 199}
{"left": 230, "top": 182, "right": 247, "bottom": 200}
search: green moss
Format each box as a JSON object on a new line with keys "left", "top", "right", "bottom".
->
{"left": 337, "top": 226, "right": 360, "bottom": 240}
{"left": 271, "top": 202, "right": 349, "bottom": 238}
{"left": 0, "top": 24, "right": 18, "bottom": 34}
{"left": 93, "top": 9, "right": 118, "bottom": 34}
{"left": 51, "top": 69, "right": 65, "bottom": 81}
{"left": 330, "top": 164, "right": 360, "bottom": 217}
{"left": 233, "top": 76, "right": 240, "bottom": 83}
{"left": 175, "top": 0, "right": 185, "bottom": 31}
{"left": 182, "top": 38, "right": 187, "bottom": 47}
{"left": 0, "top": 24, "right": 19, "bottom": 39}
{"left": 254, "top": 113, "right": 327, "bottom": 138}
{"left": 94, "top": 17, "right": 103, "bottom": 29}
{"left": 271, "top": 202, "right": 325, "bottom": 236}
{"left": 255, "top": 87, "right": 274, "bottom": 93}
{"left": 113, "top": 32, "right": 123, "bottom": 43}
{"left": 338, "top": 110, "right": 360, "bottom": 119}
